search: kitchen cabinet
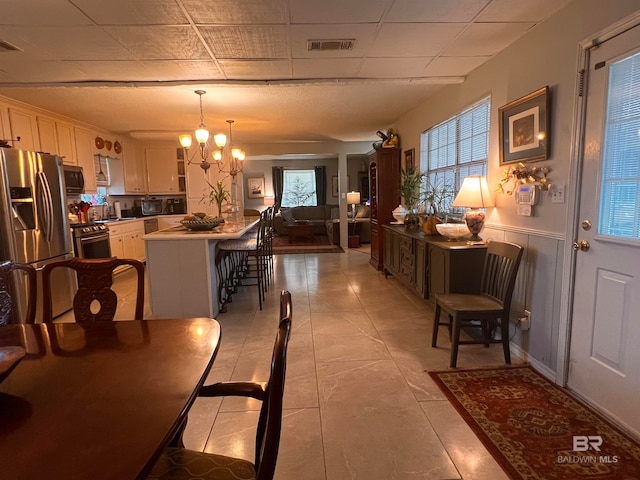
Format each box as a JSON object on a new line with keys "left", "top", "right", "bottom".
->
{"left": 122, "top": 140, "right": 146, "bottom": 193}
{"left": 56, "top": 121, "right": 77, "bottom": 165}
{"left": 369, "top": 147, "right": 401, "bottom": 270}
{"left": 8, "top": 107, "right": 39, "bottom": 152}
{"left": 37, "top": 116, "right": 58, "bottom": 155}
{"left": 145, "top": 146, "right": 179, "bottom": 193}
{"left": 108, "top": 219, "right": 146, "bottom": 265}
{"left": 74, "top": 127, "right": 98, "bottom": 193}
{"left": 382, "top": 225, "right": 486, "bottom": 301}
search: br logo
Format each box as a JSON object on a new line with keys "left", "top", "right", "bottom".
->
{"left": 573, "top": 435, "right": 603, "bottom": 452}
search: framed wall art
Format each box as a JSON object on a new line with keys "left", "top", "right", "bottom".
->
{"left": 499, "top": 86, "right": 550, "bottom": 165}
{"left": 247, "top": 177, "right": 265, "bottom": 198}
{"left": 331, "top": 175, "right": 350, "bottom": 196}
{"left": 404, "top": 148, "right": 415, "bottom": 170}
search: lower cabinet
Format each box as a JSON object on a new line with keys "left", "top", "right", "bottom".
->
{"left": 382, "top": 225, "right": 486, "bottom": 301}
{"left": 108, "top": 220, "right": 146, "bottom": 266}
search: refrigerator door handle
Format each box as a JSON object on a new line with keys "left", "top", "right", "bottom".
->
{"left": 37, "top": 171, "right": 54, "bottom": 243}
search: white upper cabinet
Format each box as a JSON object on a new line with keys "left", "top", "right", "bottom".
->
{"left": 56, "top": 122, "right": 77, "bottom": 165}
{"left": 8, "top": 108, "right": 39, "bottom": 152}
{"left": 74, "top": 127, "right": 97, "bottom": 193}
{"left": 145, "top": 146, "right": 179, "bottom": 194}
{"left": 123, "top": 140, "right": 146, "bottom": 193}
{"left": 37, "top": 116, "right": 58, "bottom": 155}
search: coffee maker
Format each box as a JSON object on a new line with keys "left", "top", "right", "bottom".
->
{"left": 166, "top": 198, "right": 186, "bottom": 214}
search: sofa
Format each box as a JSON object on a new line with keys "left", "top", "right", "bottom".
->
{"left": 274, "top": 205, "right": 339, "bottom": 236}
{"left": 326, "top": 205, "right": 371, "bottom": 244}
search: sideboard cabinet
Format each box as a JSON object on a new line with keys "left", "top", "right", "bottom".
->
{"left": 382, "top": 225, "right": 487, "bottom": 301}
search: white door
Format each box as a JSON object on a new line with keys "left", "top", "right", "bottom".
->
{"left": 568, "top": 24, "right": 640, "bottom": 439}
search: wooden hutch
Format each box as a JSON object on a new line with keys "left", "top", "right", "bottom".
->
{"left": 368, "top": 146, "right": 401, "bottom": 270}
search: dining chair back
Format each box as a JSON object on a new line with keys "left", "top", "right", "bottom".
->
{"left": 149, "top": 290, "right": 293, "bottom": 480}
{"left": 431, "top": 241, "right": 524, "bottom": 368}
{"left": 0, "top": 260, "right": 36, "bottom": 324}
{"left": 41, "top": 257, "right": 144, "bottom": 323}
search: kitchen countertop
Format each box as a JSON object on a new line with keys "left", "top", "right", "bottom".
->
{"left": 143, "top": 217, "right": 259, "bottom": 240}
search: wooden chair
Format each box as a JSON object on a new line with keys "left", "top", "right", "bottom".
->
{"left": 0, "top": 260, "right": 36, "bottom": 324}
{"left": 41, "top": 257, "right": 145, "bottom": 323}
{"left": 149, "top": 290, "right": 293, "bottom": 480}
{"left": 431, "top": 241, "right": 524, "bottom": 368}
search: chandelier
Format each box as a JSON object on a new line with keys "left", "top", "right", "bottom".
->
{"left": 178, "top": 90, "right": 245, "bottom": 176}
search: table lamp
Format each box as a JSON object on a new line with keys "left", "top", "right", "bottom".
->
{"left": 263, "top": 195, "right": 275, "bottom": 206}
{"left": 347, "top": 191, "right": 361, "bottom": 220}
{"left": 451, "top": 176, "right": 494, "bottom": 243}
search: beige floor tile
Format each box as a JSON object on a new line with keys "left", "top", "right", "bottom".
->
{"left": 311, "top": 310, "right": 379, "bottom": 337}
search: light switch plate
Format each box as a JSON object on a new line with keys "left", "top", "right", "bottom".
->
{"left": 552, "top": 184, "right": 565, "bottom": 203}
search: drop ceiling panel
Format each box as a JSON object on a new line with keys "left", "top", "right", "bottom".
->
{"left": 0, "top": 0, "right": 91, "bottom": 26}
{"left": 182, "top": 0, "right": 287, "bottom": 25}
{"left": 424, "top": 56, "right": 490, "bottom": 76}
{"left": 477, "top": 0, "right": 573, "bottom": 22}
{"left": 289, "top": 0, "right": 392, "bottom": 24}
{"left": 443, "top": 23, "right": 534, "bottom": 56}
{"left": 68, "top": 60, "right": 224, "bottom": 81}
{"left": 0, "top": 26, "right": 136, "bottom": 61}
{"left": 199, "top": 26, "right": 289, "bottom": 59}
{"left": 293, "top": 58, "right": 361, "bottom": 78}
{"left": 359, "top": 57, "right": 431, "bottom": 78}
{"left": 218, "top": 60, "right": 290, "bottom": 79}
{"left": 370, "top": 23, "right": 466, "bottom": 57}
{"left": 0, "top": 60, "right": 87, "bottom": 82}
{"left": 385, "top": 0, "right": 490, "bottom": 22}
{"left": 72, "top": 0, "right": 189, "bottom": 25}
{"left": 290, "top": 24, "right": 377, "bottom": 58}
{"left": 104, "top": 26, "right": 209, "bottom": 60}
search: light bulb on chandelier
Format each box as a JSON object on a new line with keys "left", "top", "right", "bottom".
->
{"left": 178, "top": 91, "right": 246, "bottom": 175}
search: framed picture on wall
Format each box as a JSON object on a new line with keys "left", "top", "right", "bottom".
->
{"left": 404, "top": 148, "right": 415, "bottom": 170}
{"left": 499, "top": 86, "right": 550, "bottom": 165}
{"left": 331, "top": 175, "right": 349, "bottom": 196}
{"left": 247, "top": 177, "right": 265, "bottom": 198}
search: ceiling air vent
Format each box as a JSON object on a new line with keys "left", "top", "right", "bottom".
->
{"left": 0, "top": 40, "right": 22, "bottom": 52}
{"left": 307, "top": 39, "right": 355, "bottom": 51}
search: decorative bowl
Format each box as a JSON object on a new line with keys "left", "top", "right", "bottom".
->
{"left": 180, "top": 218, "right": 224, "bottom": 231}
{"left": 436, "top": 223, "right": 470, "bottom": 240}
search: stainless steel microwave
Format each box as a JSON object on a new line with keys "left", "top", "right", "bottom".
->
{"left": 63, "top": 165, "right": 85, "bottom": 194}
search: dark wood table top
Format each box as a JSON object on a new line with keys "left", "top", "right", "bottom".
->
{"left": 0, "top": 319, "right": 221, "bottom": 480}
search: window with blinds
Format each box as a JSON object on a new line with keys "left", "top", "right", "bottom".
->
{"left": 419, "top": 97, "right": 490, "bottom": 214}
{"left": 599, "top": 51, "right": 640, "bottom": 239}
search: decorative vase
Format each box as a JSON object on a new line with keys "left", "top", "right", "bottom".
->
{"left": 392, "top": 205, "right": 406, "bottom": 223}
{"left": 404, "top": 208, "right": 420, "bottom": 230}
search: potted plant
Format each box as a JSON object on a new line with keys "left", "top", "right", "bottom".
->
{"left": 399, "top": 167, "right": 426, "bottom": 229}
{"left": 204, "top": 179, "right": 230, "bottom": 217}
{"left": 421, "top": 179, "right": 454, "bottom": 234}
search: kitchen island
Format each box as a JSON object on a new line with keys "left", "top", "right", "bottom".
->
{"left": 143, "top": 217, "right": 260, "bottom": 318}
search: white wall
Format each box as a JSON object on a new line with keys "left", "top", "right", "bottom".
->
{"left": 395, "top": 0, "right": 640, "bottom": 373}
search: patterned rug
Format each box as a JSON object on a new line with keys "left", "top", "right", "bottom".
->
{"left": 272, "top": 235, "right": 343, "bottom": 254}
{"left": 429, "top": 366, "right": 640, "bottom": 480}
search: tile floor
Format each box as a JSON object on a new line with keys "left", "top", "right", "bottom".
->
{"left": 86, "top": 247, "right": 524, "bottom": 480}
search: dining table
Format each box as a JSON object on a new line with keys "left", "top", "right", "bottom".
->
{"left": 0, "top": 318, "right": 221, "bottom": 480}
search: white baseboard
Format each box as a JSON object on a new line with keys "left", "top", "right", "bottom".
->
{"left": 510, "top": 343, "right": 557, "bottom": 383}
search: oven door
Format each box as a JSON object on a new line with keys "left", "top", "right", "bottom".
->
{"left": 77, "top": 234, "right": 111, "bottom": 259}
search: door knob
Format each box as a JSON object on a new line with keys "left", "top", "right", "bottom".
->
{"left": 572, "top": 240, "right": 590, "bottom": 252}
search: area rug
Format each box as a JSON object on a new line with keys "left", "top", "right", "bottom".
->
{"left": 429, "top": 366, "right": 640, "bottom": 480}
{"left": 272, "top": 235, "right": 343, "bottom": 254}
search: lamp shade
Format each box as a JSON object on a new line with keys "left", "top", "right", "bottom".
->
{"left": 195, "top": 126, "right": 209, "bottom": 144}
{"left": 347, "top": 191, "right": 361, "bottom": 205}
{"left": 263, "top": 196, "right": 275, "bottom": 206}
{"left": 451, "top": 176, "right": 494, "bottom": 208}
{"left": 179, "top": 134, "right": 192, "bottom": 148}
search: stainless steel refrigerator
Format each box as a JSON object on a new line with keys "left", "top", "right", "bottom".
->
{"left": 0, "top": 149, "right": 75, "bottom": 322}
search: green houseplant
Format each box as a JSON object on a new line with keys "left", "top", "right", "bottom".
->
{"left": 400, "top": 167, "right": 426, "bottom": 229}
{"left": 204, "top": 180, "right": 230, "bottom": 217}
{"left": 421, "top": 178, "right": 454, "bottom": 234}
